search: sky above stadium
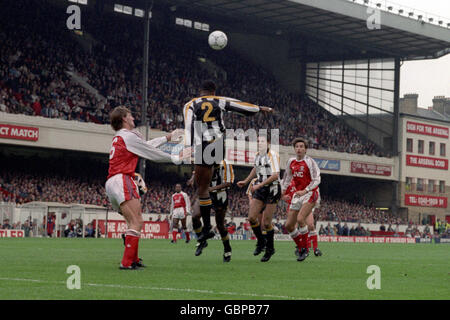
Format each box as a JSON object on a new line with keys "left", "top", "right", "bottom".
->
{"left": 395, "top": 0, "right": 450, "bottom": 108}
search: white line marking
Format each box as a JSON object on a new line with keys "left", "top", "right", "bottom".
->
{"left": 0, "top": 277, "right": 317, "bottom": 300}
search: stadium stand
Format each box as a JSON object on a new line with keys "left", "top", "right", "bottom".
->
{"left": 0, "top": 0, "right": 385, "bottom": 157}
{"left": 0, "top": 159, "right": 407, "bottom": 225}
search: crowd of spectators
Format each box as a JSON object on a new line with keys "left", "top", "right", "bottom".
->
{"left": 434, "top": 219, "right": 450, "bottom": 238}
{"left": 2, "top": 165, "right": 409, "bottom": 225}
{"left": 0, "top": 0, "right": 386, "bottom": 157}
{"left": 314, "top": 199, "right": 406, "bottom": 225}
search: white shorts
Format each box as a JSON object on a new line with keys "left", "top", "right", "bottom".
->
{"left": 172, "top": 207, "right": 187, "bottom": 220}
{"left": 289, "top": 189, "right": 320, "bottom": 211}
{"left": 105, "top": 174, "right": 140, "bottom": 212}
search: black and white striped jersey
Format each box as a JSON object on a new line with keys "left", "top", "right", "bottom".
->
{"left": 183, "top": 96, "right": 261, "bottom": 147}
{"left": 254, "top": 149, "right": 280, "bottom": 185}
{"left": 210, "top": 159, "right": 234, "bottom": 192}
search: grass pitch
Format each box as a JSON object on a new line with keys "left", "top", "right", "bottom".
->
{"left": 0, "top": 238, "right": 448, "bottom": 300}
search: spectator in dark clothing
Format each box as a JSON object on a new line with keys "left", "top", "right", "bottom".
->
{"left": 2, "top": 219, "right": 12, "bottom": 229}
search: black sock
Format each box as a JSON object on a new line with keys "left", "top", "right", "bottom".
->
{"left": 221, "top": 232, "right": 231, "bottom": 252}
{"left": 192, "top": 219, "right": 203, "bottom": 238}
{"left": 223, "top": 239, "right": 231, "bottom": 252}
{"left": 265, "top": 229, "right": 275, "bottom": 250}
{"left": 199, "top": 197, "right": 212, "bottom": 229}
{"left": 251, "top": 222, "right": 264, "bottom": 244}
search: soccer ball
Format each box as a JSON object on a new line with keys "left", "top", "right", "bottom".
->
{"left": 208, "top": 30, "right": 228, "bottom": 50}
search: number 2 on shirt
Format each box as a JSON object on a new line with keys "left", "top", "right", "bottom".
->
{"left": 201, "top": 102, "right": 216, "bottom": 122}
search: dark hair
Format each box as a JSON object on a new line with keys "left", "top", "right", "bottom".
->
{"left": 110, "top": 106, "right": 130, "bottom": 131}
{"left": 292, "top": 137, "right": 308, "bottom": 149}
{"left": 201, "top": 80, "right": 216, "bottom": 93}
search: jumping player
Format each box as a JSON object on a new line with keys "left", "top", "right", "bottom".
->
{"left": 281, "top": 138, "right": 321, "bottom": 262}
{"left": 183, "top": 80, "right": 273, "bottom": 254}
{"left": 170, "top": 183, "right": 191, "bottom": 244}
{"left": 237, "top": 135, "right": 280, "bottom": 262}
{"left": 105, "top": 106, "right": 187, "bottom": 270}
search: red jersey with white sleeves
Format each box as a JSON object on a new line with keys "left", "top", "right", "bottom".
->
{"left": 281, "top": 155, "right": 321, "bottom": 198}
{"left": 107, "top": 129, "right": 170, "bottom": 179}
{"left": 170, "top": 191, "right": 191, "bottom": 215}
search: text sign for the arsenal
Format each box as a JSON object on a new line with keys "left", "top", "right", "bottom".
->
{"left": 0, "top": 124, "right": 39, "bottom": 141}
{"left": 406, "top": 155, "right": 448, "bottom": 170}
{"left": 406, "top": 121, "right": 449, "bottom": 138}
{"left": 405, "top": 194, "right": 447, "bottom": 208}
{"left": 350, "top": 162, "right": 392, "bottom": 176}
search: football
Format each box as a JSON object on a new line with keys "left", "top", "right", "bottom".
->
{"left": 208, "top": 30, "right": 228, "bottom": 50}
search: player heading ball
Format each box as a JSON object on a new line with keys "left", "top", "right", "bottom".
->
{"left": 182, "top": 80, "right": 274, "bottom": 251}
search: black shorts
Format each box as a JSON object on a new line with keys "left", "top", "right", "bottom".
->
{"left": 193, "top": 138, "right": 225, "bottom": 166}
{"left": 210, "top": 191, "right": 228, "bottom": 210}
{"left": 252, "top": 184, "right": 281, "bottom": 205}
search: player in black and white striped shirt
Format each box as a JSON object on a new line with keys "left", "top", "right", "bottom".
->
{"left": 237, "top": 135, "right": 280, "bottom": 262}
{"left": 183, "top": 81, "right": 273, "bottom": 254}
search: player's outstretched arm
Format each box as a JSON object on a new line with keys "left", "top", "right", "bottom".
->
{"left": 126, "top": 132, "right": 184, "bottom": 163}
{"left": 220, "top": 97, "right": 261, "bottom": 116}
{"left": 147, "top": 129, "right": 184, "bottom": 148}
{"left": 254, "top": 172, "right": 279, "bottom": 191}
{"left": 237, "top": 167, "right": 256, "bottom": 188}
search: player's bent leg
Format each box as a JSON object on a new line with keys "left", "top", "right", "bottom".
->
{"left": 192, "top": 197, "right": 210, "bottom": 257}
{"left": 296, "top": 202, "right": 315, "bottom": 262}
{"left": 306, "top": 211, "right": 321, "bottom": 256}
{"left": 285, "top": 208, "right": 303, "bottom": 256}
{"left": 260, "top": 204, "right": 276, "bottom": 262}
{"left": 192, "top": 198, "right": 202, "bottom": 237}
{"left": 194, "top": 165, "right": 214, "bottom": 240}
{"left": 119, "top": 199, "right": 143, "bottom": 269}
{"left": 181, "top": 217, "right": 190, "bottom": 243}
{"left": 172, "top": 218, "right": 180, "bottom": 243}
{"left": 215, "top": 207, "right": 232, "bottom": 262}
{"left": 248, "top": 198, "right": 266, "bottom": 256}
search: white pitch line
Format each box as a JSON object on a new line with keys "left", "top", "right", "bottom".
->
{"left": 0, "top": 277, "right": 317, "bottom": 300}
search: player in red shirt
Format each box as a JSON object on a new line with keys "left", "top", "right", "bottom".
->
{"left": 105, "top": 106, "right": 187, "bottom": 270}
{"left": 281, "top": 138, "right": 321, "bottom": 262}
{"left": 169, "top": 183, "right": 191, "bottom": 243}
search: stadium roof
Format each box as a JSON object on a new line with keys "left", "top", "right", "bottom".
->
{"left": 403, "top": 108, "right": 450, "bottom": 123}
{"left": 147, "top": 0, "right": 450, "bottom": 61}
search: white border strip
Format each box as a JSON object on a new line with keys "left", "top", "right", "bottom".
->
{"left": 0, "top": 277, "right": 317, "bottom": 300}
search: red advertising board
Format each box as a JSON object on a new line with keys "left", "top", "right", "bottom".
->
{"left": 406, "top": 121, "right": 449, "bottom": 138}
{"left": 406, "top": 155, "right": 448, "bottom": 170}
{"left": 319, "top": 236, "right": 416, "bottom": 244}
{"left": 405, "top": 194, "right": 448, "bottom": 208}
{"left": 350, "top": 162, "right": 392, "bottom": 176}
{"left": 0, "top": 124, "right": 39, "bottom": 141}
{"left": 97, "top": 220, "right": 170, "bottom": 239}
{"left": 0, "top": 229, "right": 25, "bottom": 238}
{"left": 227, "top": 149, "right": 257, "bottom": 164}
